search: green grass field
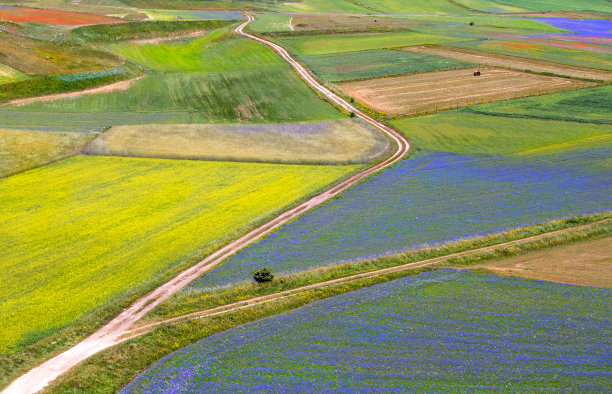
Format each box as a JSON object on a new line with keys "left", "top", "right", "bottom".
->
{"left": 491, "top": 0, "right": 612, "bottom": 12}
{"left": 85, "top": 119, "right": 390, "bottom": 164}
{"left": 300, "top": 49, "right": 471, "bottom": 82}
{"left": 276, "top": 31, "right": 464, "bottom": 55}
{"left": 6, "top": 35, "right": 342, "bottom": 123}
{"left": 391, "top": 112, "right": 611, "bottom": 155}
{"left": 467, "top": 85, "right": 612, "bottom": 124}
{"left": 249, "top": 13, "right": 293, "bottom": 32}
{"left": 275, "top": 0, "right": 370, "bottom": 13}
{"left": 0, "top": 129, "right": 94, "bottom": 177}
{"left": 0, "top": 155, "right": 356, "bottom": 352}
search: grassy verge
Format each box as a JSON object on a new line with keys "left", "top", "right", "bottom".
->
{"left": 41, "top": 212, "right": 611, "bottom": 393}
{"left": 145, "top": 212, "right": 612, "bottom": 322}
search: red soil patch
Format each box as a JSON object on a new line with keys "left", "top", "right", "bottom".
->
{"left": 0, "top": 7, "right": 120, "bottom": 25}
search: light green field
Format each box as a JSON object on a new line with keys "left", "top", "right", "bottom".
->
{"left": 276, "top": 31, "right": 464, "bottom": 55}
{"left": 109, "top": 33, "right": 281, "bottom": 72}
{"left": 391, "top": 112, "right": 612, "bottom": 155}
{"left": 275, "top": 0, "right": 370, "bottom": 13}
{"left": 452, "top": 0, "right": 527, "bottom": 13}
{"left": 85, "top": 119, "right": 390, "bottom": 164}
{"left": 0, "top": 129, "right": 94, "bottom": 177}
{"left": 467, "top": 85, "right": 612, "bottom": 124}
{"left": 250, "top": 13, "right": 293, "bottom": 32}
{"left": 0, "top": 64, "right": 27, "bottom": 85}
{"left": 0, "top": 155, "right": 356, "bottom": 352}
{"left": 7, "top": 36, "right": 342, "bottom": 123}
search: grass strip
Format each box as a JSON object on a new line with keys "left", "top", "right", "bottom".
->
{"left": 41, "top": 212, "right": 611, "bottom": 393}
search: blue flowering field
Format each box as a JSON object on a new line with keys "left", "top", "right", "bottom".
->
{"left": 189, "top": 146, "right": 611, "bottom": 290}
{"left": 122, "top": 270, "right": 612, "bottom": 393}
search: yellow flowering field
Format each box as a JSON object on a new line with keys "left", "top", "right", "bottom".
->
{"left": 0, "top": 155, "right": 356, "bottom": 351}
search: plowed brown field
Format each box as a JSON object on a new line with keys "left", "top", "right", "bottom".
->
{"left": 404, "top": 45, "right": 612, "bottom": 81}
{"left": 339, "top": 67, "right": 594, "bottom": 116}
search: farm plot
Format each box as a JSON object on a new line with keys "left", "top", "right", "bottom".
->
{"left": 454, "top": 40, "right": 612, "bottom": 71}
{"left": 275, "top": 31, "right": 463, "bottom": 55}
{"left": 467, "top": 84, "right": 612, "bottom": 124}
{"left": 85, "top": 119, "right": 390, "bottom": 165}
{"left": 490, "top": 0, "right": 612, "bottom": 13}
{"left": 391, "top": 112, "right": 611, "bottom": 155}
{"left": 0, "top": 129, "right": 93, "bottom": 177}
{"left": 339, "top": 67, "right": 593, "bottom": 116}
{"left": 259, "top": 14, "right": 429, "bottom": 33}
{"left": 190, "top": 146, "right": 611, "bottom": 290}
{"left": 405, "top": 45, "right": 612, "bottom": 81}
{"left": 470, "top": 236, "right": 612, "bottom": 287}
{"left": 0, "top": 64, "right": 26, "bottom": 85}
{"left": 0, "top": 7, "right": 120, "bottom": 25}
{"left": 124, "top": 270, "right": 612, "bottom": 392}
{"left": 299, "top": 49, "right": 472, "bottom": 82}
{"left": 0, "top": 155, "right": 355, "bottom": 352}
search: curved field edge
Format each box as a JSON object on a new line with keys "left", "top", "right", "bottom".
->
{"left": 122, "top": 270, "right": 612, "bottom": 392}
{"left": 37, "top": 213, "right": 611, "bottom": 393}
{"left": 84, "top": 119, "right": 392, "bottom": 165}
{"left": 0, "top": 156, "right": 358, "bottom": 360}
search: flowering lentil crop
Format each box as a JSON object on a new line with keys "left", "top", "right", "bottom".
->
{"left": 122, "top": 270, "right": 612, "bottom": 392}
{"left": 529, "top": 18, "right": 612, "bottom": 37}
{"left": 53, "top": 67, "right": 126, "bottom": 83}
{"left": 190, "top": 147, "right": 611, "bottom": 290}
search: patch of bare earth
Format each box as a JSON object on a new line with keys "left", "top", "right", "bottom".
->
{"left": 338, "top": 67, "right": 594, "bottom": 116}
{"left": 404, "top": 45, "right": 612, "bottom": 81}
{"left": 3, "top": 75, "right": 144, "bottom": 106}
{"left": 469, "top": 236, "right": 612, "bottom": 287}
{"left": 132, "top": 30, "right": 207, "bottom": 45}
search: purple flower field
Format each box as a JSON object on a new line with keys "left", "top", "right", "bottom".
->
{"left": 529, "top": 18, "right": 612, "bottom": 37}
{"left": 122, "top": 270, "right": 612, "bottom": 393}
{"left": 189, "top": 147, "right": 611, "bottom": 290}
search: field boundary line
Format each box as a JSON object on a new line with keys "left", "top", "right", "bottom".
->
{"left": 123, "top": 217, "right": 612, "bottom": 338}
{"left": 0, "top": 75, "right": 145, "bottom": 107}
{"left": 2, "top": 15, "right": 410, "bottom": 394}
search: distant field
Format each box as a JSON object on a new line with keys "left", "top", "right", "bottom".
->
{"left": 467, "top": 84, "right": 612, "bottom": 124}
{"left": 72, "top": 19, "right": 236, "bottom": 43}
{"left": 0, "top": 64, "right": 26, "bottom": 85}
{"left": 0, "top": 7, "right": 120, "bottom": 25}
{"left": 85, "top": 119, "right": 390, "bottom": 164}
{"left": 190, "top": 147, "right": 611, "bottom": 290}
{"left": 0, "top": 32, "right": 124, "bottom": 75}
{"left": 391, "top": 112, "right": 611, "bottom": 155}
{"left": 470, "top": 236, "right": 612, "bottom": 287}
{"left": 0, "top": 155, "right": 355, "bottom": 352}
{"left": 249, "top": 13, "right": 293, "bottom": 32}
{"left": 300, "top": 49, "right": 471, "bottom": 82}
{"left": 491, "top": 0, "right": 612, "bottom": 12}
{"left": 0, "top": 129, "right": 93, "bottom": 177}
{"left": 6, "top": 36, "right": 342, "bottom": 123}
{"left": 405, "top": 45, "right": 612, "bottom": 81}
{"left": 272, "top": 14, "right": 426, "bottom": 33}
{"left": 455, "top": 40, "right": 612, "bottom": 71}
{"left": 142, "top": 9, "right": 243, "bottom": 21}
{"left": 275, "top": 0, "right": 370, "bottom": 13}
{"left": 124, "top": 270, "right": 612, "bottom": 392}
{"left": 339, "top": 67, "right": 592, "bottom": 116}
{"left": 276, "top": 31, "right": 463, "bottom": 55}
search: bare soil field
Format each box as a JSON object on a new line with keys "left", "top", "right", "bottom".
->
{"left": 404, "top": 45, "right": 612, "bottom": 81}
{"left": 470, "top": 236, "right": 612, "bottom": 287}
{"left": 339, "top": 67, "right": 594, "bottom": 116}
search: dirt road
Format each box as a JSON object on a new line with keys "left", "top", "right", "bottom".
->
{"left": 2, "top": 16, "right": 409, "bottom": 394}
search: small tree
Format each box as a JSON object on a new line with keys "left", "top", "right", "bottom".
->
{"left": 253, "top": 267, "right": 274, "bottom": 283}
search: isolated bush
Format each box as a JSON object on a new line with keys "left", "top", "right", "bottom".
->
{"left": 253, "top": 267, "right": 274, "bottom": 283}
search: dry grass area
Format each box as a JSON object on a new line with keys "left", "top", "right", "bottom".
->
{"left": 85, "top": 119, "right": 390, "bottom": 164}
{"left": 339, "top": 67, "right": 594, "bottom": 116}
{"left": 404, "top": 45, "right": 612, "bottom": 81}
{"left": 469, "top": 236, "right": 612, "bottom": 287}
{"left": 291, "top": 14, "right": 426, "bottom": 32}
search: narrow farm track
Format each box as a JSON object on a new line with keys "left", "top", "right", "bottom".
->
{"left": 124, "top": 217, "right": 612, "bottom": 340}
{"left": 2, "top": 16, "right": 409, "bottom": 394}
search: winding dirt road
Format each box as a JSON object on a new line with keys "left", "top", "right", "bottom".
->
{"left": 3, "top": 16, "right": 409, "bottom": 394}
